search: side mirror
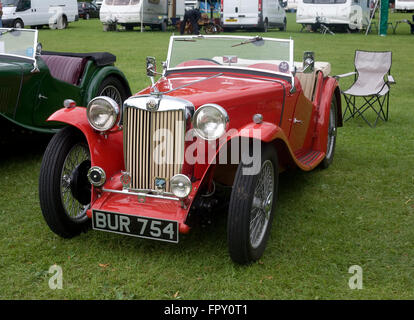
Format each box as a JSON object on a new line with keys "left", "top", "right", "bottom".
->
{"left": 36, "top": 43, "right": 42, "bottom": 56}
{"left": 146, "top": 56, "right": 157, "bottom": 77}
{"left": 302, "top": 51, "right": 314, "bottom": 74}
{"left": 281, "top": 1, "right": 287, "bottom": 8}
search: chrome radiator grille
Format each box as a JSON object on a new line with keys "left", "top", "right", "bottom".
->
{"left": 124, "top": 107, "right": 185, "bottom": 192}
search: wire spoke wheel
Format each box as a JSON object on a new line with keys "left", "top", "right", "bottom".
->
{"left": 39, "top": 127, "right": 92, "bottom": 238}
{"left": 228, "top": 144, "right": 278, "bottom": 264}
{"left": 320, "top": 95, "right": 337, "bottom": 169}
{"left": 326, "top": 100, "right": 337, "bottom": 160}
{"left": 99, "top": 85, "right": 122, "bottom": 106}
{"left": 60, "top": 143, "right": 90, "bottom": 223}
{"left": 250, "top": 160, "right": 274, "bottom": 249}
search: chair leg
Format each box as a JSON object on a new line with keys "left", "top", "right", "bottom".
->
{"left": 350, "top": 95, "right": 387, "bottom": 128}
{"left": 342, "top": 93, "right": 356, "bottom": 121}
{"left": 341, "top": 92, "right": 390, "bottom": 127}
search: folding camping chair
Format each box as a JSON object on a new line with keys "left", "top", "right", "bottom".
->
{"left": 335, "top": 51, "right": 395, "bottom": 128}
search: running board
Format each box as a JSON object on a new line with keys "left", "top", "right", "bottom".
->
{"left": 294, "top": 149, "right": 325, "bottom": 169}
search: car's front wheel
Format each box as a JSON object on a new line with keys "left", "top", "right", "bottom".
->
{"left": 227, "top": 144, "right": 279, "bottom": 264}
{"left": 39, "top": 126, "right": 92, "bottom": 238}
{"left": 13, "top": 19, "right": 24, "bottom": 28}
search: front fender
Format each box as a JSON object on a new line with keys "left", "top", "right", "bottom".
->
{"left": 83, "top": 66, "right": 131, "bottom": 106}
{"left": 313, "top": 77, "right": 341, "bottom": 153}
{"left": 193, "top": 121, "right": 305, "bottom": 193}
{"left": 47, "top": 107, "right": 124, "bottom": 184}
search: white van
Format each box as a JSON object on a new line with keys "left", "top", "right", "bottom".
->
{"left": 296, "top": 0, "right": 370, "bottom": 31}
{"left": 395, "top": 0, "right": 414, "bottom": 12}
{"left": 100, "top": 0, "right": 168, "bottom": 31}
{"left": 221, "top": 0, "right": 287, "bottom": 32}
{"left": 1, "top": 0, "right": 78, "bottom": 29}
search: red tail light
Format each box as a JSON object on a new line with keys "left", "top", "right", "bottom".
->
{"left": 221, "top": 0, "right": 223, "bottom": 12}
{"left": 258, "top": 0, "right": 262, "bottom": 12}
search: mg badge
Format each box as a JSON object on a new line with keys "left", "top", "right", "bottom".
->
{"left": 120, "top": 172, "right": 131, "bottom": 189}
{"left": 155, "top": 177, "right": 166, "bottom": 191}
{"left": 146, "top": 98, "right": 158, "bottom": 111}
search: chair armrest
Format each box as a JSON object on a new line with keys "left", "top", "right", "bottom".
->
{"left": 387, "top": 75, "right": 396, "bottom": 84}
{"left": 333, "top": 71, "right": 357, "bottom": 80}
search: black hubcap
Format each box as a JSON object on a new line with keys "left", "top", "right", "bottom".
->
{"left": 69, "top": 160, "right": 91, "bottom": 205}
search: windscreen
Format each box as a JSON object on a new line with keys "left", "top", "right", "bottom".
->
{"left": 0, "top": 29, "right": 37, "bottom": 60}
{"left": 168, "top": 36, "right": 293, "bottom": 76}
{"left": 2, "top": 0, "right": 19, "bottom": 6}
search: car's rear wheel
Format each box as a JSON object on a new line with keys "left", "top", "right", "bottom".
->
{"left": 227, "top": 144, "right": 279, "bottom": 264}
{"left": 262, "top": 19, "right": 269, "bottom": 32}
{"left": 320, "top": 95, "right": 337, "bottom": 169}
{"left": 39, "top": 126, "right": 92, "bottom": 238}
{"left": 57, "top": 15, "right": 68, "bottom": 29}
{"left": 97, "top": 76, "right": 130, "bottom": 107}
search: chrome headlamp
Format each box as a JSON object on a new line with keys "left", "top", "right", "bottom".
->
{"left": 193, "top": 104, "right": 229, "bottom": 140}
{"left": 170, "top": 174, "right": 192, "bottom": 199}
{"left": 86, "top": 96, "right": 119, "bottom": 132}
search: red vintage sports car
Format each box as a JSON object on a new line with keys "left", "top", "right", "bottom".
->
{"left": 39, "top": 35, "right": 342, "bottom": 264}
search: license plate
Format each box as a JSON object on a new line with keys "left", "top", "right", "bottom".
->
{"left": 226, "top": 18, "right": 238, "bottom": 22}
{"left": 92, "top": 210, "right": 179, "bottom": 243}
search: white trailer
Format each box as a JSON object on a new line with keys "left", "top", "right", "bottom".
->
{"left": 100, "top": 0, "right": 168, "bottom": 31}
{"left": 296, "top": 0, "right": 370, "bottom": 31}
{"left": 395, "top": 0, "right": 414, "bottom": 12}
{"left": 1, "top": 0, "right": 78, "bottom": 29}
{"left": 286, "top": 0, "right": 299, "bottom": 12}
{"left": 221, "top": 0, "right": 287, "bottom": 32}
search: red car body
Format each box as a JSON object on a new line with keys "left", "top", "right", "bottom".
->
{"left": 40, "top": 36, "right": 342, "bottom": 263}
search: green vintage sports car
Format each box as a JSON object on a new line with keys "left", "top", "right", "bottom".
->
{"left": 0, "top": 28, "right": 131, "bottom": 133}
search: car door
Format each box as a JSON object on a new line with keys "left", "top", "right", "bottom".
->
{"left": 33, "top": 74, "right": 81, "bottom": 128}
{"left": 15, "top": 0, "right": 37, "bottom": 26}
{"left": 0, "top": 62, "right": 24, "bottom": 120}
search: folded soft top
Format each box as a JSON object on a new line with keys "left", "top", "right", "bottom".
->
{"left": 41, "top": 51, "right": 116, "bottom": 67}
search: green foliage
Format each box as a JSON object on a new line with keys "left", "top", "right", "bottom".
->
{"left": 0, "top": 13, "right": 413, "bottom": 299}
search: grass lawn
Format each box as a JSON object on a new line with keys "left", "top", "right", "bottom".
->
{"left": 0, "top": 12, "right": 413, "bottom": 300}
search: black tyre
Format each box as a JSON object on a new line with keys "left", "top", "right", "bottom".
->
{"left": 39, "top": 126, "right": 92, "bottom": 238}
{"left": 262, "top": 19, "right": 269, "bottom": 32}
{"left": 320, "top": 95, "right": 337, "bottom": 169}
{"left": 97, "top": 76, "right": 130, "bottom": 107}
{"left": 227, "top": 144, "right": 279, "bottom": 264}
{"left": 57, "top": 15, "right": 68, "bottom": 29}
{"left": 13, "top": 19, "right": 24, "bottom": 28}
{"left": 280, "top": 18, "right": 287, "bottom": 31}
